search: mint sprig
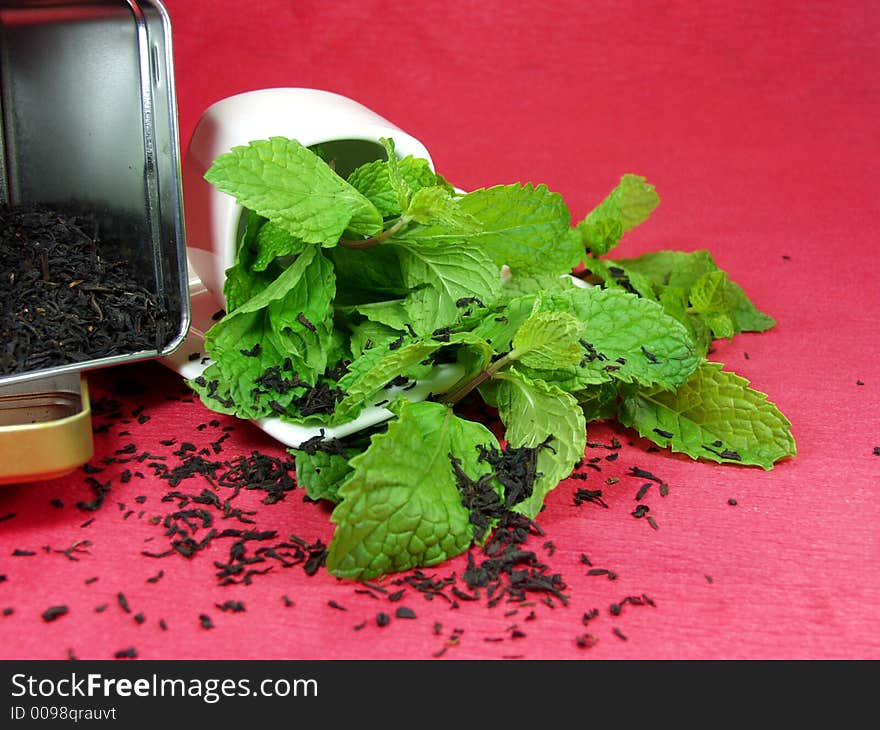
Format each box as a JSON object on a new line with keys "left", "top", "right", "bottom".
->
{"left": 193, "top": 137, "right": 797, "bottom": 581}
{"left": 326, "top": 400, "right": 494, "bottom": 580}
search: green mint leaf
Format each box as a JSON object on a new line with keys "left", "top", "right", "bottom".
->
{"left": 331, "top": 338, "right": 444, "bottom": 424}
{"left": 556, "top": 287, "right": 699, "bottom": 389}
{"left": 327, "top": 245, "right": 408, "bottom": 308}
{"left": 198, "top": 246, "right": 337, "bottom": 419}
{"left": 404, "top": 185, "right": 480, "bottom": 229}
{"left": 705, "top": 312, "right": 735, "bottom": 340}
{"left": 575, "top": 218, "right": 623, "bottom": 256}
{"left": 575, "top": 382, "right": 620, "bottom": 422}
{"left": 687, "top": 270, "right": 751, "bottom": 340}
{"left": 611, "top": 249, "right": 714, "bottom": 291}
{"left": 481, "top": 370, "right": 586, "bottom": 518}
{"left": 510, "top": 310, "right": 584, "bottom": 370}
{"left": 468, "top": 294, "right": 538, "bottom": 355}
{"left": 617, "top": 361, "right": 796, "bottom": 469}
{"left": 393, "top": 240, "right": 502, "bottom": 334}
{"left": 610, "top": 174, "right": 660, "bottom": 229}
{"left": 499, "top": 272, "right": 582, "bottom": 301}
{"left": 574, "top": 174, "right": 659, "bottom": 256}
{"left": 222, "top": 209, "right": 276, "bottom": 312}
{"left": 581, "top": 258, "right": 658, "bottom": 300}
{"left": 612, "top": 249, "right": 776, "bottom": 335}
{"left": 204, "top": 136, "right": 382, "bottom": 246}
{"left": 347, "top": 153, "right": 443, "bottom": 218}
{"left": 251, "top": 220, "right": 309, "bottom": 272}
{"left": 403, "top": 183, "right": 581, "bottom": 276}
{"left": 688, "top": 270, "right": 729, "bottom": 313}
{"left": 657, "top": 285, "right": 713, "bottom": 358}
{"left": 380, "top": 137, "right": 412, "bottom": 212}
{"left": 293, "top": 449, "right": 354, "bottom": 503}
{"left": 199, "top": 246, "right": 323, "bottom": 418}
{"left": 715, "top": 278, "right": 776, "bottom": 334}
{"left": 190, "top": 320, "right": 302, "bottom": 420}
{"left": 356, "top": 240, "right": 502, "bottom": 335}
{"left": 223, "top": 245, "right": 327, "bottom": 325}
{"left": 470, "top": 288, "right": 699, "bottom": 391}
{"left": 489, "top": 287, "right": 699, "bottom": 391}
{"left": 346, "top": 319, "right": 405, "bottom": 360}
{"left": 326, "top": 400, "right": 496, "bottom": 580}
{"left": 264, "top": 251, "right": 337, "bottom": 384}
{"left": 345, "top": 158, "right": 400, "bottom": 217}
{"left": 332, "top": 331, "right": 492, "bottom": 425}
{"left": 686, "top": 268, "right": 776, "bottom": 339}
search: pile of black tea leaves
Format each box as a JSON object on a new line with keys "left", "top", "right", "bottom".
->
{"left": 0, "top": 203, "right": 175, "bottom": 375}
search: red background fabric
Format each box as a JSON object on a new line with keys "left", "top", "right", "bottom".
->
{"left": 1, "top": 0, "right": 877, "bottom": 660}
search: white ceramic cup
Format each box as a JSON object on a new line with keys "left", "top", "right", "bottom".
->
{"left": 183, "top": 87, "right": 434, "bottom": 303}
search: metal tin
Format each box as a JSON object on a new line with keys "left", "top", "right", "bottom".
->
{"left": 0, "top": 0, "right": 189, "bottom": 387}
{"left": 0, "top": 372, "right": 93, "bottom": 484}
{"left": 0, "top": 0, "right": 187, "bottom": 482}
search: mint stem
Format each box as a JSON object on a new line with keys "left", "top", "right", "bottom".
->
{"left": 339, "top": 217, "right": 409, "bottom": 249}
{"left": 441, "top": 353, "right": 515, "bottom": 406}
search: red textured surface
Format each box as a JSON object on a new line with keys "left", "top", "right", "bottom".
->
{"left": 1, "top": 0, "right": 878, "bottom": 660}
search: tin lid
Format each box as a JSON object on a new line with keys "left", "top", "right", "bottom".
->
{"left": 0, "top": 373, "right": 93, "bottom": 485}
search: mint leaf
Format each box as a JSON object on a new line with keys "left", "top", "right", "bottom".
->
{"left": 468, "top": 294, "right": 538, "bottom": 355}
{"left": 575, "top": 382, "right": 620, "bottom": 422}
{"left": 499, "top": 272, "right": 582, "bottom": 300}
{"left": 612, "top": 249, "right": 776, "bottom": 336}
{"left": 404, "top": 183, "right": 581, "bottom": 276}
{"left": 189, "top": 323, "right": 291, "bottom": 419}
{"left": 687, "top": 270, "right": 737, "bottom": 339}
{"left": 332, "top": 331, "right": 492, "bottom": 425}
{"left": 481, "top": 370, "right": 586, "bottom": 518}
{"left": 657, "top": 285, "right": 713, "bottom": 358}
{"left": 293, "top": 449, "right": 354, "bottom": 503}
{"left": 574, "top": 174, "right": 659, "bottom": 256}
{"left": 194, "top": 246, "right": 337, "bottom": 419}
{"left": 510, "top": 310, "right": 583, "bottom": 370}
{"left": 499, "top": 287, "right": 700, "bottom": 391}
{"left": 716, "top": 278, "right": 776, "bottom": 334}
{"left": 347, "top": 153, "right": 443, "bottom": 218}
{"left": 356, "top": 239, "right": 502, "bottom": 335}
{"left": 557, "top": 287, "right": 699, "bottom": 389}
{"left": 327, "top": 245, "right": 408, "bottom": 308}
{"left": 405, "top": 185, "right": 480, "bottom": 229}
{"left": 264, "top": 250, "right": 337, "bottom": 384}
{"left": 617, "top": 361, "right": 796, "bottom": 469}
{"left": 688, "top": 270, "right": 729, "bottom": 313}
{"left": 331, "top": 338, "right": 444, "bottom": 424}
{"left": 575, "top": 218, "right": 622, "bottom": 257}
{"left": 223, "top": 209, "right": 275, "bottom": 312}
{"left": 472, "top": 287, "right": 699, "bottom": 392}
{"left": 380, "top": 138, "right": 413, "bottom": 212}
{"left": 704, "top": 312, "right": 735, "bottom": 340}
{"left": 610, "top": 249, "right": 715, "bottom": 290}
{"left": 252, "top": 220, "right": 309, "bottom": 272}
{"left": 326, "top": 401, "right": 496, "bottom": 580}
{"left": 582, "top": 257, "right": 658, "bottom": 300}
{"left": 346, "top": 319, "right": 404, "bottom": 359}
{"left": 204, "top": 136, "right": 383, "bottom": 246}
